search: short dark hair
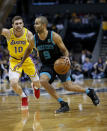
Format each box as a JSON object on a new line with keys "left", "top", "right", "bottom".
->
{"left": 37, "top": 16, "right": 48, "bottom": 26}
{"left": 12, "top": 16, "right": 23, "bottom": 24}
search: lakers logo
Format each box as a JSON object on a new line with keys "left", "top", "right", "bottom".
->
{"left": 10, "top": 40, "right": 26, "bottom": 45}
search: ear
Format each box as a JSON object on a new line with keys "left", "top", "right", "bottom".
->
{"left": 22, "top": 21, "right": 24, "bottom": 27}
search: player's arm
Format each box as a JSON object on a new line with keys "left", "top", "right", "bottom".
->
{"left": 52, "top": 31, "right": 69, "bottom": 57}
{"left": 20, "top": 31, "right": 35, "bottom": 65}
{"left": 27, "top": 30, "right": 39, "bottom": 57}
{"left": 0, "top": 28, "right": 10, "bottom": 40}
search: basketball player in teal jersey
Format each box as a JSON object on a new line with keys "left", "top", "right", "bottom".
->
{"left": 14, "top": 16, "right": 100, "bottom": 113}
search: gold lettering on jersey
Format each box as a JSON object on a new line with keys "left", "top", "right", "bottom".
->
{"left": 10, "top": 40, "right": 26, "bottom": 45}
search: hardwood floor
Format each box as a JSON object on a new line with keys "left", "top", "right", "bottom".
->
{"left": 0, "top": 79, "right": 107, "bottom": 131}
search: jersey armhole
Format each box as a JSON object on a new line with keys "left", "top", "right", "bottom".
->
{"left": 51, "top": 31, "right": 55, "bottom": 45}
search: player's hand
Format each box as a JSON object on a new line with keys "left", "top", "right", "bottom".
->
{"left": 61, "top": 56, "right": 71, "bottom": 65}
{"left": 13, "top": 63, "right": 22, "bottom": 71}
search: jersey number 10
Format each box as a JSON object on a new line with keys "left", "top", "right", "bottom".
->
{"left": 14, "top": 47, "right": 23, "bottom": 53}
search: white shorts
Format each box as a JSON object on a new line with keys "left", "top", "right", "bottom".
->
{"left": 9, "top": 69, "right": 20, "bottom": 81}
{"left": 9, "top": 69, "right": 39, "bottom": 82}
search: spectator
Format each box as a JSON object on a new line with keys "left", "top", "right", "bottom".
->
{"left": 79, "top": 50, "right": 86, "bottom": 64}
{"left": 72, "top": 62, "right": 84, "bottom": 81}
{"left": 82, "top": 57, "right": 93, "bottom": 78}
{"left": 86, "top": 50, "right": 92, "bottom": 59}
{"left": 91, "top": 57, "right": 105, "bottom": 79}
{"left": 0, "top": 59, "right": 9, "bottom": 83}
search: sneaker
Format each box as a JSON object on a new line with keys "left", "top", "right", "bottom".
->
{"left": 32, "top": 83, "right": 40, "bottom": 99}
{"left": 55, "top": 101, "right": 70, "bottom": 114}
{"left": 87, "top": 88, "right": 100, "bottom": 106}
{"left": 22, "top": 97, "right": 28, "bottom": 107}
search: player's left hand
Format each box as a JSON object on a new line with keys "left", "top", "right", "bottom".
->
{"left": 13, "top": 63, "right": 22, "bottom": 71}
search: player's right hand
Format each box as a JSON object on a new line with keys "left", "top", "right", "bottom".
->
{"left": 61, "top": 56, "right": 71, "bottom": 66}
{"left": 13, "top": 63, "right": 22, "bottom": 71}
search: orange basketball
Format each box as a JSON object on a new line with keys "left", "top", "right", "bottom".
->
{"left": 54, "top": 57, "right": 71, "bottom": 74}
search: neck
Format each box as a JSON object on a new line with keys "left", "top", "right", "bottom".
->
{"left": 13, "top": 28, "right": 24, "bottom": 37}
{"left": 38, "top": 29, "right": 48, "bottom": 40}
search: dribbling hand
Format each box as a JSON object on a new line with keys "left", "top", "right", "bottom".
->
{"left": 61, "top": 56, "right": 71, "bottom": 65}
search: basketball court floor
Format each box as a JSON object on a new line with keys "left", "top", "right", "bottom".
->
{"left": 0, "top": 79, "right": 107, "bottom": 131}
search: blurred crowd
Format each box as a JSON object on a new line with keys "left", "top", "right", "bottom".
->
{"left": 0, "top": 46, "right": 9, "bottom": 83}
{"left": 70, "top": 50, "right": 107, "bottom": 81}
{"left": 60, "top": 0, "right": 107, "bottom": 4}
{"left": 33, "top": 0, "right": 107, "bottom": 4}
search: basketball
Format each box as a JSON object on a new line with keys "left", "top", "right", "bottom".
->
{"left": 54, "top": 57, "right": 71, "bottom": 74}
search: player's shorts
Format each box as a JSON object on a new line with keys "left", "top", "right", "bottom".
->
{"left": 9, "top": 56, "right": 37, "bottom": 78}
{"left": 39, "top": 65, "right": 71, "bottom": 84}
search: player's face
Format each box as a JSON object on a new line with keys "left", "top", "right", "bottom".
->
{"left": 12, "top": 19, "right": 24, "bottom": 32}
{"left": 34, "top": 18, "right": 44, "bottom": 33}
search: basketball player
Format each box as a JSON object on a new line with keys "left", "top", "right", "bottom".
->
{"left": 14, "top": 16, "right": 100, "bottom": 113}
{"left": 0, "top": 16, "right": 40, "bottom": 108}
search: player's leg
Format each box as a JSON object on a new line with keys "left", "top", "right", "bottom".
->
{"left": 30, "top": 73, "right": 40, "bottom": 99}
{"left": 63, "top": 80, "right": 100, "bottom": 105}
{"left": 40, "top": 74, "right": 59, "bottom": 99}
{"left": 9, "top": 70, "right": 22, "bottom": 95}
{"left": 9, "top": 60, "right": 28, "bottom": 107}
{"left": 59, "top": 71, "right": 100, "bottom": 106}
{"left": 9, "top": 69, "right": 28, "bottom": 107}
{"left": 39, "top": 65, "right": 69, "bottom": 113}
{"left": 23, "top": 57, "right": 40, "bottom": 99}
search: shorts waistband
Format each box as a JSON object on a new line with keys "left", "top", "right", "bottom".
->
{"left": 10, "top": 56, "right": 22, "bottom": 60}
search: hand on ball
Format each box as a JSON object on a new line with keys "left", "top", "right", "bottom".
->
{"left": 61, "top": 56, "right": 71, "bottom": 66}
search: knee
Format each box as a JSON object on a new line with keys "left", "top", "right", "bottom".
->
{"left": 10, "top": 79, "right": 18, "bottom": 88}
{"left": 40, "top": 79, "right": 49, "bottom": 87}
{"left": 63, "top": 81, "right": 70, "bottom": 89}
